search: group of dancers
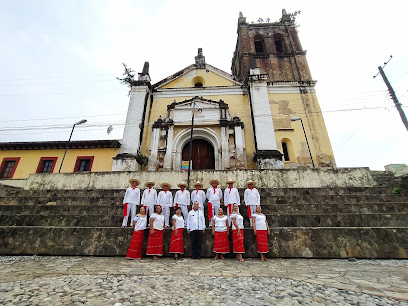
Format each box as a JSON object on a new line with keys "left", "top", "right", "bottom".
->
{"left": 123, "top": 178, "right": 271, "bottom": 261}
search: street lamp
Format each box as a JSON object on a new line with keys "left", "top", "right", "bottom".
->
{"left": 58, "top": 119, "right": 87, "bottom": 173}
{"left": 290, "top": 117, "right": 315, "bottom": 168}
{"left": 187, "top": 103, "right": 202, "bottom": 188}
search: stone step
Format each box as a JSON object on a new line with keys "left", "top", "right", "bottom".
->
{"left": 1, "top": 226, "right": 407, "bottom": 258}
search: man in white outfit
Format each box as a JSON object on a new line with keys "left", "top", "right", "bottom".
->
{"left": 141, "top": 181, "right": 157, "bottom": 222}
{"left": 191, "top": 182, "right": 206, "bottom": 213}
{"left": 206, "top": 179, "right": 223, "bottom": 223}
{"left": 173, "top": 182, "right": 190, "bottom": 227}
{"left": 122, "top": 178, "right": 141, "bottom": 227}
{"left": 224, "top": 179, "right": 240, "bottom": 225}
{"left": 156, "top": 182, "right": 173, "bottom": 227}
{"left": 244, "top": 180, "right": 260, "bottom": 227}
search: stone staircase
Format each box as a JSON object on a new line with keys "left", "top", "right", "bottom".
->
{"left": 0, "top": 178, "right": 407, "bottom": 258}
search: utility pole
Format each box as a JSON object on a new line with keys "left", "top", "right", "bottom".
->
{"left": 374, "top": 56, "right": 408, "bottom": 132}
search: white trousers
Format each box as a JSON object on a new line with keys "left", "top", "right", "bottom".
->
{"left": 226, "top": 203, "right": 234, "bottom": 226}
{"left": 178, "top": 205, "right": 189, "bottom": 227}
{"left": 248, "top": 205, "right": 257, "bottom": 227}
{"left": 210, "top": 204, "right": 220, "bottom": 223}
{"left": 162, "top": 205, "right": 170, "bottom": 227}
{"left": 122, "top": 203, "right": 136, "bottom": 227}
{"left": 143, "top": 204, "right": 155, "bottom": 223}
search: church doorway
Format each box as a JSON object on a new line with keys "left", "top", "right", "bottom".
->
{"left": 181, "top": 139, "right": 215, "bottom": 170}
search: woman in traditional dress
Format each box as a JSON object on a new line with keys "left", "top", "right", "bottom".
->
{"left": 126, "top": 206, "right": 147, "bottom": 260}
{"left": 146, "top": 205, "right": 165, "bottom": 260}
{"left": 212, "top": 207, "right": 230, "bottom": 260}
{"left": 169, "top": 207, "right": 184, "bottom": 260}
{"left": 230, "top": 203, "right": 245, "bottom": 262}
{"left": 252, "top": 205, "right": 270, "bottom": 261}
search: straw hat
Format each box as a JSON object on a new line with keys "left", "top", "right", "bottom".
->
{"left": 177, "top": 182, "right": 188, "bottom": 188}
{"left": 245, "top": 180, "right": 256, "bottom": 187}
{"left": 160, "top": 182, "right": 172, "bottom": 189}
{"left": 144, "top": 181, "right": 155, "bottom": 187}
{"left": 226, "top": 178, "right": 236, "bottom": 184}
{"left": 193, "top": 181, "right": 203, "bottom": 188}
{"left": 128, "top": 178, "right": 140, "bottom": 185}
{"left": 209, "top": 179, "right": 220, "bottom": 186}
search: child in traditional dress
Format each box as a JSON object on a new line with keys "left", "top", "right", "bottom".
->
{"left": 146, "top": 205, "right": 165, "bottom": 260}
{"left": 122, "top": 178, "right": 141, "bottom": 227}
{"left": 230, "top": 203, "right": 245, "bottom": 262}
{"left": 169, "top": 207, "right": 184, "bottom": 260}
{"left": 126, "top": 206, "right": 147, "bottom": 260}
{"left": 212, "top": 207, "right": 229, "bottom": 260}
{"left": 252, "top": 205, "right": 270, "bottom": 261}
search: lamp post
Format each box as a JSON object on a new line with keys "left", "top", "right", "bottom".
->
{"left": 290, "top": 117, "right": 315, "bottom": 168}
{"left": 58, "top": 119, "right": 87, "bottom": 173}
{"left": 187, "top": 103, "right": 202, "bottom": 188}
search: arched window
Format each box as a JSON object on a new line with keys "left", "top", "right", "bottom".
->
{"left": 254, "top": 34, "right": 265, "bottom": 53}
{"left": 281, "top": 138, "right": 293, "bottom": 162}
{"left": 192, "top": 76, "right": 205, "bottom": 88}
{"left": 274, "top": 33, "right": 285, "bottom": 53}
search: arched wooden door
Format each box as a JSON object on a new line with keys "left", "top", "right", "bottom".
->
{"left": 182, "top": 139, "right": 215, "bottom": 170}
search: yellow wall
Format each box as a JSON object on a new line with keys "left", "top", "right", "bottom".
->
{"left": 0, "top": 148, "right": 119, "bottom": 179}
{"left": 161, "top": 69, "right": 236, "bottom": 88}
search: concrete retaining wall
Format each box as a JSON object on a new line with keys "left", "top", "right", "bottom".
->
{"left": 23, "top": 168, "right": 376, "bottom": 190}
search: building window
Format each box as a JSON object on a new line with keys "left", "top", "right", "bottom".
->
{"left": 274, "top": 33, "right": 285, "bottom": 53}
{"left": 282, "top": 142, "right": 290, "bottom": 161}
{"left": 36, "top": 157, "right": 58, "bottom": 173}
{"left": 192, "top": 76, "right": 205, "bottom": 88}
{"left": 74, "top": 156, "right": 94, "bottom": 172}
{"left": 254, "top": 34, "right": 265, "bottom": 53}
{"left": 0, "top": 157, "right": 20, "bottom": 179}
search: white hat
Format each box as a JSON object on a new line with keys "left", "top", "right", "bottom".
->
{"left": 209, "top": 179, "right": 220, "bottom": 185}
{"left": 226, "top": 179, "right": 236, "bottom": 184}
{"left": 245, "top": 180, "right": 256, "bottom": 187}
{"left": 193, "top": 182, "right": 203, "bottom": 188}
{"left": 177, "top": 182, "right": 188, "bottom": 188}
{"left": 144, "top": 181, "right": 155, "bottom": 187}
{"left": 128, "top": 178, "right": 140, "bottom": 185}
{"left": 160, "top": 182, "right": 172, "bottom": 189}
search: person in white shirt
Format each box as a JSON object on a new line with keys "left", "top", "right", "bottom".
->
{"left": 252, "top": 205, "right": 270, "bottom": 261}
{"left": 224, "top": 179, "right": 240, "bottom": 226}
{"left": 169, "top": 207, "right": 184, "bottom": 260}
{"left": 244, "top": 180, "right": 260, "bottom": 227}
{"left": 187, "top": 201, "right": 206, "bottom": 260}
{"left": 206, "top": 179, "right": 223, "bottom": 223}
{"left": 146, "top": 205, "right": 165, "bottom": 260}
{"left": 190, "top": 182, "right": 206, "bottom": 213}
{"left": 173, "top": 182, "right": 190, "bottom": 227}
{"left": 126, "top": 206, "right": 147, "bottom": 260}
{"left": 230, "top": 203, "right": 245, "bottom": 262}
{"left": 212, "top": 207, "right": 230, "bottom": 260}
{"left": 122, "top": 178, "right": 141, "bottom": 227}
{"left": 141, "top": 181, "right": 157, "bottom": 222}
{"left": 156, "top": 182, "right": 173, "bottom": 227}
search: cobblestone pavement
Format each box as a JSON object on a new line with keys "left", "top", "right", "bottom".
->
{"left": 0, "top": 256, "right": 407, "bottom": 305}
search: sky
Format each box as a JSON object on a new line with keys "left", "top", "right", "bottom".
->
{"left": 0, "top": 0, "right": 407, "bottom": 171}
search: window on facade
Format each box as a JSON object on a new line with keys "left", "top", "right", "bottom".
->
{"left": 274, "top": 33, "right": 284, "bottom": 53}
{"left": 254, "top": 34, "right": 265, "bottom": 53}
{"left": 36, "top": 157, "right": 58, "bottom": 173}
{"left": 74, "top": 156, "right": 94, "bottom": 172}
{"left": 0, "top": 158, "right": 20, "bottom": 179}
{"left": 194, "top": 82, "right": 203, "bottom": 88}
{"left": 282, "top": 142, "right": 290, "bottom": 161}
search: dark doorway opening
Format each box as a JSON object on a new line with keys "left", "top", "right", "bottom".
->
{"left": 182, "top": 139, "right": 215, "bottom": 170}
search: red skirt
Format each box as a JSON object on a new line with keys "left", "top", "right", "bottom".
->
{"left": 126, "top": 230, "right": 145, "bottom": 259}
{"left": 256, "top": 230, "right": 269, "bottom": 253}
{"left": 213, "top": 231, "right": 230, "bottom": 254}
{"left": 232, "top": 229, "right": 245, "bottom": 253}
{"left": 146, "top": 229, "right": 164, "bottom": 256}
{"left": 169, "top": 228, "right": 184, "bottom": 254}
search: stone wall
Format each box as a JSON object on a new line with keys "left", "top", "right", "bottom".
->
{"left": 22, "top": 168, "right": 376, "bottom": 190}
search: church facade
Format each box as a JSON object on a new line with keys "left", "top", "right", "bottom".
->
{"left": 112, "top": 10, "right": 335, "bottom": 172}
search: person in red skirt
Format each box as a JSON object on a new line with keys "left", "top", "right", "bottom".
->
{"left": 146, "top": 205, "right": 165, "bottom": 260}
{"left": 230, "top": 203, "right": 245, "bottom": 262}
{"left": 212, "top": 207, "right": 229, "bottom": 260}
{"left": 169, "top": 207, "right": 184, "bottom": 260}
{"left": 252, "top": 205, "right": 270, "bottom": 261}
{"left": 126, "top": 206, "right": 147, "bottom": 260}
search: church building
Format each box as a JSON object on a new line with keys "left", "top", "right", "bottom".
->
{"left": 112, "top": 9, "right": 336, "bottom": 172}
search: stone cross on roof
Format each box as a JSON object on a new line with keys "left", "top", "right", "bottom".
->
{"left": 195, "top": 48, "right": 206, "bottom": 67}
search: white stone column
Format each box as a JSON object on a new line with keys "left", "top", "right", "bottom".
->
{"left": 148, "top": 126, "right": 160, "bottom": 171}
{"left": 221, "top": 123, "right": 230, "bottom": 169}
{"left": 234, "top": 124, "right": 245, "bottom": 168}
{"left": 112, "top": 85, "right": 150, "bottom": 171}
{"left": 164, "top": 124, "right": 174, "bottom": 170}
{"left": 249, "top": 68, "right": 283, "bottom": 169}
